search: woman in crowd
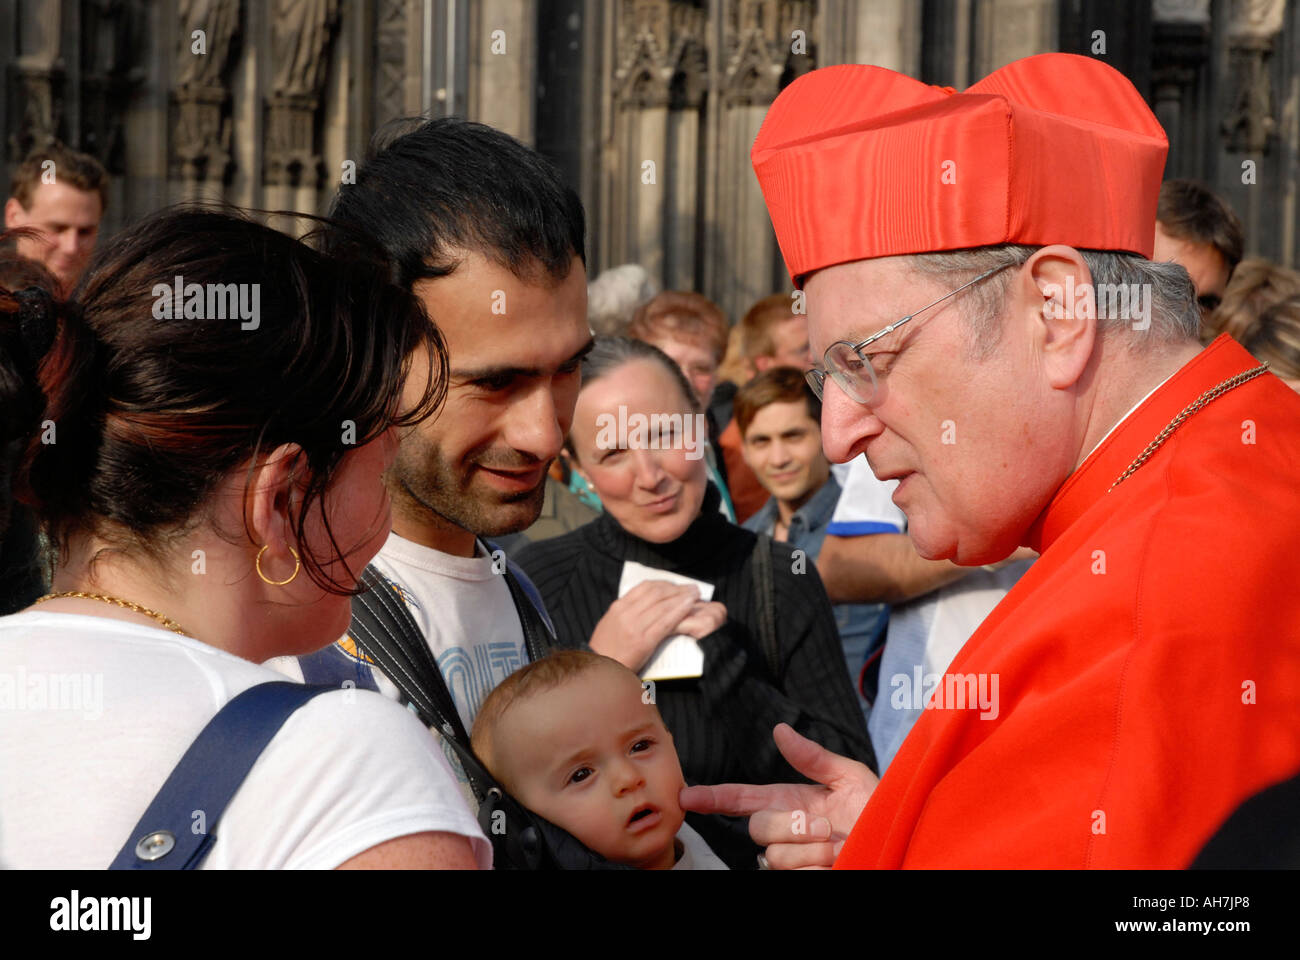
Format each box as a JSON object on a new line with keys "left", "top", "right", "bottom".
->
{"left": 0, "top": 250, "right": 56, "bottom": 615}
{"left": 0, "top": 208, "right": 487, "bottom": 869}
{"left": 1204, "top": 257, "right": 1300, "bottom": 390}
{"left": 627, "top": 291, "right": 738, "bottom": 521}
{"left": 513, "top": 337, "right": 874, "bottom": 869}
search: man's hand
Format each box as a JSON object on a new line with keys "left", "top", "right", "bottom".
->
{"left": 679, "top": 723, "right": 878, "bottom": 869}
{"left": 589, "top": 580, "right": 727, "bottom": 674}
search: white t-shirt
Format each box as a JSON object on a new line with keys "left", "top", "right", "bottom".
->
{"left": 826, "top": 457, "right": 1032, "bottom": 772}
{"left": 0, "top": 611, "right": 491, "bottom": 870}
{"left": 266, "top": 531, "right": 528, "bottom": 798}
{"left": 672, "top": 822, "right": 728, "bottom": 870}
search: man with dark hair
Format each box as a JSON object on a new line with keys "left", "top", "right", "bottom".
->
{"left": 736, "top": 368, "right": 885, "bottom": 720}
{"left": 1153, "top": 178, "right": 1244, "bottom": 318}
{"left": 4, "top": 142, "right": 107, "bottom": 295}
{"left": 270, "top": 117, "right": 594, "bottom": 809}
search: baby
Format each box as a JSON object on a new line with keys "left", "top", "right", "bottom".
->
{"left": 471, "top": 649, "right": 726, "bottom": 870}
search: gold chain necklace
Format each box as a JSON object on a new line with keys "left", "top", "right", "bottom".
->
{"left": 33, "top": 592, "right": 191, "bottom": 636}
{"left": 1109, "top": 362, "right": 1270, "bottom": 492}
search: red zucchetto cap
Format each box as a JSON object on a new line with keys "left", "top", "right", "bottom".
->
{"left": 751, "top": 53, "right": 1169, "bottom": 289}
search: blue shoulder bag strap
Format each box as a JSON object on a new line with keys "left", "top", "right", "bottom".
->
{"left": 108, "top": 681, "right": 336, "bottom": 870}
{"left": 296, "top": 635, "right": 381, "bottom": 691}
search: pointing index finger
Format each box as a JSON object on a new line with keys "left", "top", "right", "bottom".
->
{"left": 679, "top": 781, "right": 789, "bottom": 818}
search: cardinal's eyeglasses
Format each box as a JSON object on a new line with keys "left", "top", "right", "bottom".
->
{"left": 805, "top": 264, "right": 1012, "bottom": 404}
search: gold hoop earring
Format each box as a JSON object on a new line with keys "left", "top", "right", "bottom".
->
{"left": 256, "top": 544, "right": 301, "bottom": 586}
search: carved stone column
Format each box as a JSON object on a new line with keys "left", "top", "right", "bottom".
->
{"left": 708, "top": 0, "right": 814, "bottom": 321}
{"left": 468, "top": 0, "right": 538, "bottom": 143}
{"left": 170, "top": 0, "right": 243, "bottom": 193}
{"left": 371, "top": 0, "right": 416, "bottom": 126}
{"left": 264, "top": 0, "right": 340, "bottom": 193}
{"left": 820, "top": 0, "right": 920, "bottom": 74}
{"left": 7, "top": 0, "right": 65, "bottom": 161}
{"left": 1219, "top": 0, "right": 1287, "bottom": 265}
{"left": 80, "top": 0, "right": 146, "bottom": 177}
{"left": 973, "top": 0, "right": 1055, "bottom": 76}
{"left": 613, "top": 1, "right": 674, "bottom": 284}
{"left": 664, "top": 3, "right": 708, "bottom": 290}
{"left": 1221, "top": 0, "right": 1283, "bottom": 156}
{"left": 1151, "top": 0, "right": 1211, "bottom": 181}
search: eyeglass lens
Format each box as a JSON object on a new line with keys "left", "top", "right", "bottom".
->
{"left": 825, "top": 341, "right": 877, "bottom": 403}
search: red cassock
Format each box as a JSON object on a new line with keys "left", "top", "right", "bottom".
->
{"left": 835, "top": 335, "right": 1300, "bottom": 868}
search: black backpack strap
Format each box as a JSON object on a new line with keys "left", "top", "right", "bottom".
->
{"left": 348, "top": 562, "right": 639, "bottom": 871}
{"left": 109, "top": 681, "right": 335, "bottom": 870}
{"left": 482, "top": 538, "right": 556, "bottom": 661}
{"left": 503, "top": 566, "right": 553, "bottom": 661}
{"left": 347, "top": 565, "right": 544, "bottom": 806}
{"left": 346, "top": 566, "right": 495, "bottom": 794}
{"left": 751, "top": 533, "right": 781, "bottom": 681}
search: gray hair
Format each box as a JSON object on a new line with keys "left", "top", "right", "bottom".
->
{"left": 587, "top": 264, "right": 659, "bottom": 337}
{"left": 908, "top": 244, "right": 1201, "bottom": 356}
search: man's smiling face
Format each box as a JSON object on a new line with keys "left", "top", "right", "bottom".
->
{"left": 390, "top": 250, "right": 592, "bottom": 539}
{"left": 4, "top": 182, "right": 103, "bottom": 294}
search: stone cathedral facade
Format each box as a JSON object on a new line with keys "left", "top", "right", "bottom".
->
{"left": 3, "top": 0, "right": 1298, "bottom": 322}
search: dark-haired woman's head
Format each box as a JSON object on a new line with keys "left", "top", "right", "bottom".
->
{"left": 0, "top": 206, "right": 445, "bottom": 649}
{"left": 566, "top": 338, "right": 709, "bottom": 545}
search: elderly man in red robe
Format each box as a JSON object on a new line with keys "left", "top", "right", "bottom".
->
{"left": 681, "top": 53, "right": 1300, "bottom": 868}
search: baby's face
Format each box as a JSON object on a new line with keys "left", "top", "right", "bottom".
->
{"left": 493, "top": 664, "right": 686, "bottom": 869}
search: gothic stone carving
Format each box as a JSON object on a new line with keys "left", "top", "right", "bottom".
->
{"left": 1151, "top": 0, "right": 1210, "bottom": 127}
{"left": 80, "top": 0, "right": 146, "bottom": 175}
{"left": 171, "top": 0, "right": 242, "bottom": 183}
{"left": 615, "top": 1, "right": 715, "bottom": 111}
{"left": 7, "top": 0, "right": 65, "bottom": 161}
{"left": 373, "top": 0, "right": 408, "bottom": 126}
{"left": 723, "top": 0, "right": 813, "bottom": 107}
{"left": 7, "top": 65, "right": 65, "bottom": 161}
{"left": 616, "top": 1, "right": 674, "bottom": 109}
{"left": 265, "top": 0, "right": 341, "bottom": 187}
{"left": 667, "top": 3, "right": 708, "bottom": 110}
{"left": 1221, "top": 0, "right": 1284, "bottom": 154}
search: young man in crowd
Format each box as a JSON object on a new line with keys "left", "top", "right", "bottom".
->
{"left": 4, "top": 142, "right": 107, "bottom": 296}
{"left": 269, "top": 117, "right": 594, "bottom": 802}
{"left": 1153, "top": 178, "right": 1244, "bottom": 322}
{"left": 713, "top": 293, "right": 816, "bottom": 523}
{"left": 736, "top": 368, "right": 885, "bottom": 719}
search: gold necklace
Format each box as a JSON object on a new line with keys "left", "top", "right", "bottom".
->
{"left": 1110, "top": 362, "right": 1270, "bottom": 492}
{"left": 33, "top": 592, "right": 191, "bottom": 636}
